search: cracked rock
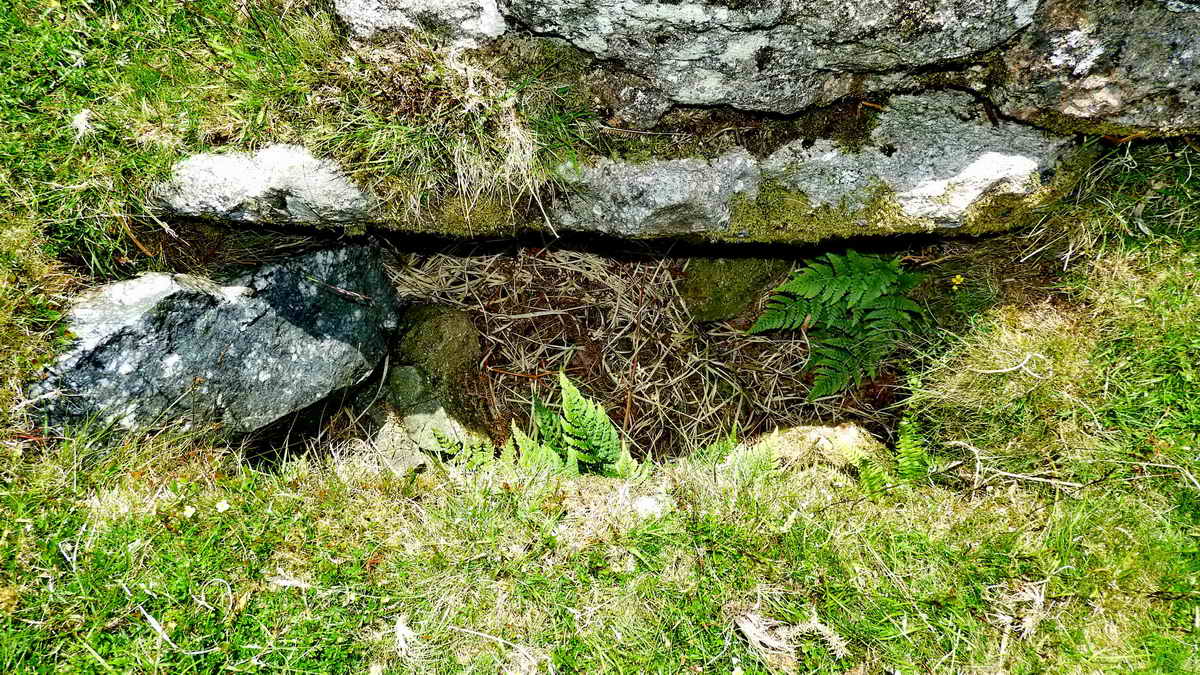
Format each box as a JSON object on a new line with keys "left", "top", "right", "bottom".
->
{"left": 551, "top": 149, "right": 760, "bottom": 237}
{"left": 762, "top": 92, "right": 1077, "bottom": 226}
{"left": 996, "top": 0, "right": 1200, "bottom": 135}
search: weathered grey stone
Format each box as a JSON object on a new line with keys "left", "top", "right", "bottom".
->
{"left": 30, "top": 246, "right": 398, "bottom": 433}
{"left": 762, "top": 92, "right": 1075, "bottom": 227}
{"left": 154, "top": 145, "right": 371, "bottom": 226}
{"left": 336, "top": 0, "right": 506, "bottom": 47}
{"left": 995, "top": 0, "right": 1200, "bottom": 135}
{"left": 552, "top": 149, "right": 759, "bottom": 237}
{"left": 549, "top": 93, "right": 1075, "bottom": 239}
{"left": 500, "top": 0, "right": 1032, "bottom": 114}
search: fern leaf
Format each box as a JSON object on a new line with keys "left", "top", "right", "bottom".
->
{"left": 558, "top": 373, "right": 623, "bottom": 472}
{"left": 531, "top": 393, "right": 563, "bottom": 459}
{"left": 857, "top": 457, "right": 888, "bottom": 497}
{"left": 750, "top": 294, "right": 821, "bottom": 333}
{"left": 512, "top": 422, "right": 562, "bottom": 472}
{"left": 753, "top": 251, "right": 925, "bottom": 399}
{"left": 431, "top": 428, "right": 462, "bottom": 455}
{"left": 895, "top": 413, "right": 929, "bottom": 481}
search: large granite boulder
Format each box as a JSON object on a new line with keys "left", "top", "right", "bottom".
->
{"left": 154, "top": 144, "right": 371, "bottom": 226}
{"left": 499, "top": 0, "right": 1032, "bottom": 115}
{"left": 336, "top": 0, "right": 506, "bottom": 47}
{"left": 335, "top": 0, "right": 1198, "bottom": 136}
{"left": 30, "top": 246, "right": 398, "bottom": 432}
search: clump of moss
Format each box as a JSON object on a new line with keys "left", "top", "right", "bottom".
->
{"left": 677, "top": 257, "right": 792, "bottom": 322}
{"left": 724, "top": 180, "right": 933, "bottom": 244}
{"left": 393, "top": 305, "right": 490, "bottom": 432}
{"left": 1018, "top": 110, "right": 1198, "bottom": 140}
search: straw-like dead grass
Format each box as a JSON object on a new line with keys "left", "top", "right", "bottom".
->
{"left": 386, "top": 246, "right": 830, "bottom": 456}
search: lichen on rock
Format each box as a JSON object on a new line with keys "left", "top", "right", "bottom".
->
{"left": 995, "top": 0, "right": 1200, "bottom": 136}
{"left": 30, "top": 246, "right": 398, "bottom": 433}
{"left": 154, "top": 144, "right": 372, "bottom": 227}
{"left": 551, "top": 149, "right": 760, "bottom": 237}
{"left": 336, "top": 0, "right": 506, "bottom": 47}
{"left": 551, "top": 92, "right": 1080, "bottom": 243}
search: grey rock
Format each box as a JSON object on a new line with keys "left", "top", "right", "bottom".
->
{"left": 996, "top": 0, "right": 1200, "bottom": 135}
{"left": 500, "top": 0, "right": 1033, "bottom": 114}
{"left": 336, "top": 0, "right": 506, "bottom": 46}
{"left": 31, "top": 246, "right": 399, "bottom": 433}
{"left": 552, "top": 149, "right": 759, "bottom": 237}
{"left": 763, "top": 92, "right": 1075, "bottom": 226}
{"left": 609, "top": 86, "right": 673, "bottom": 130}
{"left": 154, "top": 144, "right": 371, "bottom": 226}
{"left": 549, "top": 93, "right": 1075, "bottom": 238}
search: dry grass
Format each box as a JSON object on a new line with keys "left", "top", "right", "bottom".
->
{"left": 385, "top": 246, "right": 833, "bottom": 456}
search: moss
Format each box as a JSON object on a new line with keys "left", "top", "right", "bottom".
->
{"left": 423, "top": 193, "right": 528, "bottom": 238}
{"left": 1019, "top": 110, "right": 1199, "bottom": 139}
{"left": 722, "top": 180, "right": 934, "bottom": 244}
{"left": 393, "top": 305, "right": 490, "bottom": 433}
{"left": 677, "top": 257, "right": 791, "bottom": 322}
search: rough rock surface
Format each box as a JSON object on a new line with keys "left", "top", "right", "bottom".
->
{"left": 336, "top": 0, "right": 506, "bottom": 47}
{"left": 31, "top": 246, "right": 398, "bottom": 432}
{"left": 336, "top": 0, "right": 1199, "bottom": 135}
{"left": 996, "top": 0, "right": 1200, "bottom": 135}
{"left": 501, "top": 0, "right": 1033, "bottom": 114}
{"left": 154, "top": 145, "right": 371, "bottom": 226}
{"left": 552, "top": 93, "right": 1075, "bottom": 239}
{"left": 761, "top": 92, "right": 1075, "bottom": 226}
{"left": 552, "top": 149, "right": 759, "bottom": 237}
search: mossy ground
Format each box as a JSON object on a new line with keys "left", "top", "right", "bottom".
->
{"left": 677, "top": 256, "right": 791, "bottom": 322}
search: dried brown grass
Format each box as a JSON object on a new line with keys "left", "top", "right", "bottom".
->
{"left": 386, "top": 246, "right": 833, "bottom": 456}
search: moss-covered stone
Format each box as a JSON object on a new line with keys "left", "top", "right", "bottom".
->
{"left": 722, "top": 180, "right": 934, "bottom": 244}
{"left": 380, "top": 304, "right": 491, "bottom": 449}
{"left": 395, "top": 305, "right": 482, "bottom": 394}
{"left": 1016, "top": 110, "right": 1199, "bottom": 140}
{"left": 677, "top": 257, "right": 791, "bottom": 322}
{"left": 961, "top": 145, "right": 1103, "bottom": 235}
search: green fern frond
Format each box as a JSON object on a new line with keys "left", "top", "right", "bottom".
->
{"left": 858, "top": 457, "right": 889, "bottom": 497}
{"left": 432, "top": 428, "right": 462, "bottom": 455}
{"left": 531, "top": 393, "right": 563, "bottom": 457}
{"left": 512, "top": 422, "right": 562, "bottom": 472}
{"left": 558, "top": 373, "right": 624, "bottom": 473}
{"left": 895, "top": 412, "right": 929, "bottom": 481}
{"left": 752, "top": 251, "right": 925, "bottom": 399}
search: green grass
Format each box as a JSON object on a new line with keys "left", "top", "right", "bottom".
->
{"left": 2, "top": 0, "right": 1199, "bottom": 671}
